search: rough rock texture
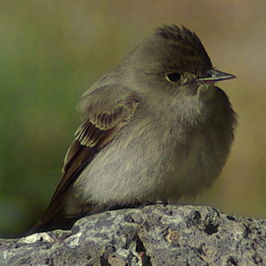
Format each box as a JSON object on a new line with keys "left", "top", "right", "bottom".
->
{"left": 0, "top": 205, "right": 265, "bottom": 265}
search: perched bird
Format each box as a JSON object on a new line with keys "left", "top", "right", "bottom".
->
{"left": 31, "top": 25, "right": 236, "bottom": 233}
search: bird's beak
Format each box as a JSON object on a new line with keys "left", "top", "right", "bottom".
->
{"left": 198, "top": 69, "right": 236, "bottom": 82}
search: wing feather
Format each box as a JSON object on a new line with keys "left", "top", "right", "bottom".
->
{"left": 31, "top": 85, "right": 140, "bottom": 232}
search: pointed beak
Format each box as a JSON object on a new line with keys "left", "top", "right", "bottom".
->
{"left": 198, "top": 69, "right": 236, "bottom": 82}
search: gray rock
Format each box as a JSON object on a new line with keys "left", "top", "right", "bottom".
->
{"left": 0, "top": 205, "right": 265, "bottom": 265}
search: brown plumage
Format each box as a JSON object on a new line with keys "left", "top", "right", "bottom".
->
{"left": 30, "top": 25, "right": 236, "bottom": 234}
{"left": 30, "top": 86, "right": 140, "bottom": 233}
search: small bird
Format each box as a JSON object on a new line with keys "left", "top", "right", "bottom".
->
{"left": 31, "top": 25, "right": 237, "bottom": 233}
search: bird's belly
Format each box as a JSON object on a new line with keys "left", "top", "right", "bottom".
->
{"left": 162, "top": 136, "right": 222, "bottom": 202}
{"left": 74, "top": 128, "right": 226, "bottom": 206}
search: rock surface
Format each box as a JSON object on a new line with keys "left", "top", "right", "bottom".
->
{"left": 0, "top": 205, "right": 265, "bottom": 265}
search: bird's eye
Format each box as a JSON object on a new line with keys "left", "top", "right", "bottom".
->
{"left": 166, "top": 72, "right": 181, "bottom": 82}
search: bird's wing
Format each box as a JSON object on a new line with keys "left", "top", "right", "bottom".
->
{"left": 31, "top": 85, "right": 140, "bottom": 232}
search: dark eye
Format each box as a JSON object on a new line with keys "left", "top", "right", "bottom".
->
{"left": 166, "top": 72, "right": 181, "bottom": 82}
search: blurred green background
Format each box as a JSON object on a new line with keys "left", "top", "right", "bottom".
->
{"left": 0, "top": 1, "right": 265, "bottom": 237}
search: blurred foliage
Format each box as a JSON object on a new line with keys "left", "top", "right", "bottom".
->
{"left": 0, "top": 1, "right": 265, "bottom": 237}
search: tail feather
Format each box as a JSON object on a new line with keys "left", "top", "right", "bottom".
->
{"left": 29, "top": 196, "right": 76, "bottom": 234}
{"left": 29, "top": 210, "right": 75, "bottom": 234}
